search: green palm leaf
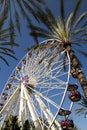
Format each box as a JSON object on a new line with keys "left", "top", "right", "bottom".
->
{"left": 0, "top": 56, "right": 9, "bottom": 66}
{"left": 71, "top": 0, "right": 82, "bottom": 26}
{"left": 0, "top": 0, "right": 45, "bottom": 34}
{"left": 0, "top": 16, "right": 18, "bottom": 67}
{"left": 74, "top": 12, "right": 87, "bottom": 28}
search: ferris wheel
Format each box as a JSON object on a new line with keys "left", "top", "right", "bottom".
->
{"left": 0, "top": 39, "right": 81, "bottom": 130}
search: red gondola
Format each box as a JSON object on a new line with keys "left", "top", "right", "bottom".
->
{"left": 61, "top": 119, "right": 74, "bottom": 130}
{"left": 61, "top": 120, "right": 67, "bottom": 129}
{"left": 69, "top": 91, "right": 81, "bottom": 102}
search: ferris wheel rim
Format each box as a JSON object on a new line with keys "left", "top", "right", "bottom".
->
{"left": 0, "top": 39, "right": 72, "bottom": 130}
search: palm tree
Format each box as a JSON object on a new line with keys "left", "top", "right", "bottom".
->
{"left": 29, "top": 0, "right": 87, "bottom": 97}
{"left": 22, "top": 120, "right": 31, "bottom": 130}
{"left": 76, "top": 95, "right": 87, "bottom": 117}
{"left": 0, "top": 14, "right": 19, "bottom": 68}
{"left": 0, "top": 0, "right": 45, "bottom": 34}
{"left": 1, "top": 115, "right": 21, "bottom": 130}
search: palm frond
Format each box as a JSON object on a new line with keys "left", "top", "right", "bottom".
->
{"left": 0, "top": 26, "right": 18, "bottom": 67}
{"left": 30, "top": 31, "right": 58, "bottom": 40}
{"left": 76, "top": 108, "right": 86, "bottom": 115}
{"left": 0, "top": 34, "right": 15, "bottom": 41}
{"left": 12, "top": 0, "right": 21, "bottom": 33}
{"left": 71, "top": 41, "right": 82, "bottom": 47}
{"left": 45, "top": 7, "right": 56, "bottom": 24}
{"left": 0, "top": 55, "right": 9, "bottom": 66}
{"left": 0, "top": 0, "right": 45, "bottom": 34}
{"left": 71, "top": 28, "right": 87, "bottom": 36}
{"left": 60, "top": 0, "right": 65, "bottom": 21}
{"left": 0, "top": 47, "right": 14, "bottom": 53}
{"left": 0, "top": 28, "right": 12, "bottom": 35}
{"left": 75, "top": 49, "right": 87, "bottom": 58}
{"left": 9, "top": 3, "right": 16, "bottom": 47}
{"left": 36, "top": 6, "right": 57, "bottom": 32}
{"left": 74, "top": 37, "right": 87, "bottom": 43}
{"left": 22, "top": 0, "right": 39, "bottom": 22}
{"left": 65, "top": 12, "right": 74, "bottom": 36}
{"left": 80, "top": 96, "right": 87, "bottom": 106}
{"left": 29, "top": 24, "right": 61, "bottom": 40}
{"left": 0, "top": 42, "right": 19, "bottom": 47}
{"left": 71, "top": 0, "right": 82, "bottom": 26}
{"left": 0, "top": 0, "right": 4, "bottom": 6}
{"left": 0, "top": 51, "right": 17, "bottom": 60}
{"left": 16, "top": 0, "right": 26, "bottom": 18}
{"left": 74, "top": 12, "right": 87, "bottom": 28}
{"left": 78, "top": 37, "right": 87, "bottom": 41}
{"left": 35, "top": 0, "right": 45, "bottom": 4}
{"left": 0, "top": 15, "right": 7, "bottom": 29}
{"left": 29, "top": 25, "right": 51, "bottom": 36}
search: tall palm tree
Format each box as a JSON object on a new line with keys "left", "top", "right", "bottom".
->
{"left": 29, "top": 0, "right": 87, "bottom": 97}
{"left": 0, "top": 14, "right": 19, "bottom": 68}
{"left": 1, "top": 115, "right": 21, "bottom": 130}
{"left": 0, "top": 0, "right": 45, "bottom": 34}
{"left": 22, "top": 120, "right": 31, "bottom": 130}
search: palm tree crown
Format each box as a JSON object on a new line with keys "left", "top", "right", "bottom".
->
{"left": 0, "top": 14, "right": 19, "bottom": 68}
{"left": 29, "top": 0, "right": 87, "bottom": 97}
{"left": 0, "top": 0, "right": 45, "bottom": 34}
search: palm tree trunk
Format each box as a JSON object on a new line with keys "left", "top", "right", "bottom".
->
{"left": 66, "top": 45, "right": 87, "bottom": 98}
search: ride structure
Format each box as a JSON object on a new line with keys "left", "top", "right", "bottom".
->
{"left": 0, "top": 39, "right": 81, "bottom": 130}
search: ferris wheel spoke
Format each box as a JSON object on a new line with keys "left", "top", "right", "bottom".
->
{"left": 27, "top": 85, "right": 60, "bottom": 109}
{"left": 0, "top": 39, "right": 73, "bottom": 130}
{"left": 0, "top": 86, "right": 20, "bottom": 119}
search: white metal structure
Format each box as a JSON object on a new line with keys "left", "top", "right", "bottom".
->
{"left": 0, "top": 39, "right": 73, "bottom": 130}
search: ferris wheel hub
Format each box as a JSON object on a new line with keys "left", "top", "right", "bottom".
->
{"left": 28, "top": 76, "right": 37, "bottom": 87}
{"left": 22, "top": 75, "right": 37, "bottom": 87}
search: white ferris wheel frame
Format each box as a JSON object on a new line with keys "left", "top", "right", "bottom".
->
{"left": 0, "top": 39, "right": 73, "bottom": 130}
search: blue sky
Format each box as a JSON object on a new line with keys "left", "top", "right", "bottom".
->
{"left": 0, "top": 0, "right": 87, "bottom": 129}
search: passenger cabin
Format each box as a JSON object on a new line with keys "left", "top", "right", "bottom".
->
{"left": 22, "top": 60, "right": 26, "bottom": 65}
{"left": 58, "top": 109, "right": 71, "bottom": 116}
{"left": 0, "top": 103, "right": 4, "bottom": 111}
{"left": 61, "top": 119, "right": 74, "bottom": 130}
{"left": 6, "top": 84, "right": 11, "bottom": 90}
{"left": 2, "top": 93, "right": 8, "bottom": 100}
{"left": 69, "top": 91, "right": 81, "bottom": 102}
{"left": 16, "top": 67, "right": 21, "bottom": 73}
